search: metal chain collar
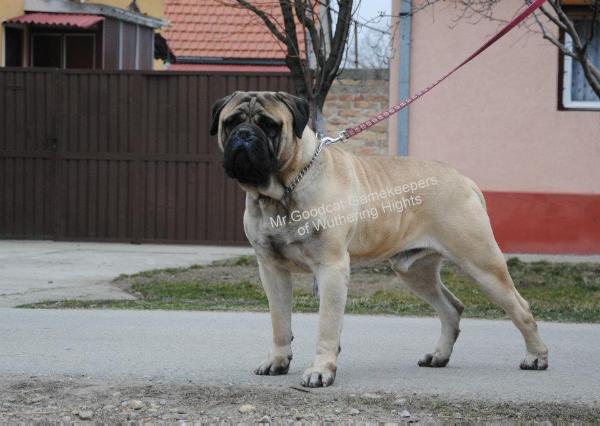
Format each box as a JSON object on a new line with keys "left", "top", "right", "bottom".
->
{"left": 282, "top": 138, "right": 326, "bottom": 198}
{"left": 282, "top": 132, "right": 350, "bottom": 199}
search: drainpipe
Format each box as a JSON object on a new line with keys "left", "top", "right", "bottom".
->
{"left": 397, "top": 0, "right": 412, "bottom": 156}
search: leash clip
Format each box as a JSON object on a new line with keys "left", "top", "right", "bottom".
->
{"left": 318, "top": 132, "right": 346, "bottom": 145}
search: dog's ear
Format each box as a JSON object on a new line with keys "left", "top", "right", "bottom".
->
{"left": 276, "top": 92, "right": 310, "bottom": 139}
{"left": 210, "top": 94, "right": 234, "bottom": 136}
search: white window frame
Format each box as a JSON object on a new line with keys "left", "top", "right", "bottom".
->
{"left": 562, "top": 33, "right": 600, "bottom": 110}
{"left": 118, "top": 21, "right": 123, "bottom": 69}
{"left": 135, "top": 24, "right": 140, "bottom": 70}
{"left": 2, "top": 26, "right": 5, "bottom": 67}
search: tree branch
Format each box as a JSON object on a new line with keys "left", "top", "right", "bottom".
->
{"left": 533, "top": 10, "right": 578, "bottom": 58}
{"left": 294, "top": 1, "right": 324, "bottom": 68}
{"left": 325, "top": 0, "right": 353, "bottom": 81}
{"left": 538, "top": 4, "right": 569, "bottom": 32}
{"left": 277, "top": 1, "right": 315, "bottom": 111}
{"left": 229, "top": 0, "right": 288, "bottom": 43}
{"left": 548, "top": 0, "right": 585, "bottom": 49}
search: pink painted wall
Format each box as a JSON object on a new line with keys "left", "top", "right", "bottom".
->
{"left": 389, "top": 0, "right": 600, "bottom": 195}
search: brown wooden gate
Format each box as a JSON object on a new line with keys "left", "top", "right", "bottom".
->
{"left": 0, "top": 69, "right": 295, "bottom": 244}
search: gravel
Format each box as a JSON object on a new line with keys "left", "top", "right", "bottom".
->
{"left": 1, "top": 377, "right": 599, "bottom": 423}
{"left": 127, "top": 399, "right": 144, "bottom": 410}
{"left": 238, "top": 404, "right": 257, "bottom": 414}
{"left": 77, "top": 410, "right": 93, "bottom": 420}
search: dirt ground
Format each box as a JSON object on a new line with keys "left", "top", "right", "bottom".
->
{"left": 2, "top": 377, "right": 599, "bottom": 424}
{"left": 115, "top": 256, "right": 405, "bottom": 297}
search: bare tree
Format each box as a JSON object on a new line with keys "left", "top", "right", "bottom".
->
{"left": 220, "top": 0, "right": 354, "bottom": 131}
{"left": 357, "top": 27, "right": 393, "bottom": 68}
{"left": 344, "top": 19, "right": 394, "bottom": 69}
{"left": 535, "top": 0, "right": 599, "bottom": 97}
{"left": 412, "top": 0, "right": 599, "bottom": 98}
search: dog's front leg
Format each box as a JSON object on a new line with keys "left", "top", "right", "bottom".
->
{"left": 302, "top": 255, "right": 349, "bottom": 387}
{"left": 254, "top": 256, "right": 293, "bottom": 376}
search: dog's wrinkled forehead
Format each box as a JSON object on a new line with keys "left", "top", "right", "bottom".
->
{"left": 224, "top": 92, "right": 283, "bottom": 119}
{"left": 210, "top": 91, "right": 310, "bottom": 139}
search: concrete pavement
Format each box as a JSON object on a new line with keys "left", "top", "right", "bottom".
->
{"left": 507, "top": 253, "right": 600, "bottom": 263}
{"left": 0, "top": 241, "right": 252, "bottom": 307}
{"left": 1, "top": 309, "right": 599, "bottom": 404}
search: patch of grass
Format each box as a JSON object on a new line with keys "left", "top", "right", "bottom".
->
{"left": 23, "top": 280, "right": 268, "bottom": 312}
{"left": 211, "top": 255, "right": 257, "bottom": 267}
{"left": 113, "top": 264, "right": 204, "bottom": 281}
{"left": 21, "top": 256, "right": 600, "bottom": 322}
{"left": 230, "top": 255, "right": 257, "bottom": 266}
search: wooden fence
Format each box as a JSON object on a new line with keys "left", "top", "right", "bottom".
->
{"left": 0, "top": 68, "right": 295, "bottom": 244}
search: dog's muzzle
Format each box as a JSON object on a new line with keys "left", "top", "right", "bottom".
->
{"left": 223, "top": 124, "right": 277, "bottom": 186}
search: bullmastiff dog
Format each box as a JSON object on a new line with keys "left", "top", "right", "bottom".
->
{"left": 210, "top": 91, "right": 549, "bottom": 388}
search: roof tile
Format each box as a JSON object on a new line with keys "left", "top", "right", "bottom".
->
{"left": 7, "top": 13, "right": 104, "bottom": 29}
{"left": 163, "top": 0, "right": 304, "bottom": 60}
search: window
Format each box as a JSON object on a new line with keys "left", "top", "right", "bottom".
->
{"left": 32, "top": 34, "right": 62, "bottom": 68}
{"left": 4, "top": 27, "right": 24, "bottom": 67}
{"left": 65, "top": 35, "right": 95, "bottom": 69}
{"left": 31, "top": 33, "right": 96, "bottom": 69}
{"left": 562, "top": 20, "right": 600, "bottom": 110}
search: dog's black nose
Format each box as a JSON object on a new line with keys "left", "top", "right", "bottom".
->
{"left": 236, "top": 128, "right": 251, "bottom": 139}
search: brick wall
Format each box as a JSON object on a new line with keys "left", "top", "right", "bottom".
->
{"left": 322, "top": 69, "right": 389, "bottom": 156}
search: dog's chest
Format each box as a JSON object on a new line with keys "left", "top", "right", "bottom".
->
{"left": 244, "top": 198, "right": 317, "bottom": 270}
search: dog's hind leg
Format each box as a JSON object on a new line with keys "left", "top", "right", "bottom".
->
{"left": 453, "top": 250, "right": 548, "bottom": 370}
{"left": 390, "top": 253, "right": 464, "bottom": 367}
{"left": 438, "top": 197, "right": 549, "bottom": 370}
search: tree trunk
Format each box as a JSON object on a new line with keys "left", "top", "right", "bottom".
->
{"left": 310, "top": 104, "right": 326, "bottom": 135}
{"left": 578, "top": 52, "right": 600, "bottom": 99}
{"left": 311, "top": 87, "right": 332, "bottom": 136}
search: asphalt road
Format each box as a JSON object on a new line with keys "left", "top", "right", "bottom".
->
{"left": 1, "top": 309, "right": 598, "bottom": 404}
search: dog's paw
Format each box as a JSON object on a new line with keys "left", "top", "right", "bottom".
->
{"left": 519, "top": 353, "right": 548, "bottom": 370}
{"left": 254, "top": 354, "right": 292, "bottom": 376}
{"left": 301, "top": 363, "right": 337, "bottom": 388}
{"left": 417, "top": 352, "right": 449, "bottom": 368}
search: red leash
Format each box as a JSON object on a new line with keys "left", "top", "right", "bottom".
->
{"left": 324, "top": 0, "right": 547, "bottom": 144}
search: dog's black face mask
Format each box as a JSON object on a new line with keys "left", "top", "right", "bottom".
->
{"left": 210, "top": 92, "right": 309, "bottom": 187}
{"left": 222, "top": 122, "right": 278, "bottom": 185}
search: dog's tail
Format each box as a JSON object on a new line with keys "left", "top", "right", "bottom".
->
{"left": 465, "top": 177, "right": 487, "bottom": 211}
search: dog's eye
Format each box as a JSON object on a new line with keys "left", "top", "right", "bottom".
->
{"left": 224, "top": 114, "right": 245, "bottom": 128}
{"left": 259, "top": 118, "right": 281, "bottom": 137}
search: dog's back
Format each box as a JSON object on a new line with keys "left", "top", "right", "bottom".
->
{"left": 326, "top": 147, "right": 487, "bottom": 265}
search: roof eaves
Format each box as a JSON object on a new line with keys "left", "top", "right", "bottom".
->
{"left": 24, "top": 0, "right": 169, "bottom": 29}
{"left": 7, "top": 13, "right": 105, "bottom": 29}
{"left": 176, "top": 57, "right": 287, "bottom": 66}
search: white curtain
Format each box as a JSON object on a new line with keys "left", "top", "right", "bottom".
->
{"left": 571, "top": 20, "right": 600, "bottom": 102}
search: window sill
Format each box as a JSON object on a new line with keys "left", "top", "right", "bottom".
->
{"left": 562, "top": 100, "right": 600, "bottom": 111}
